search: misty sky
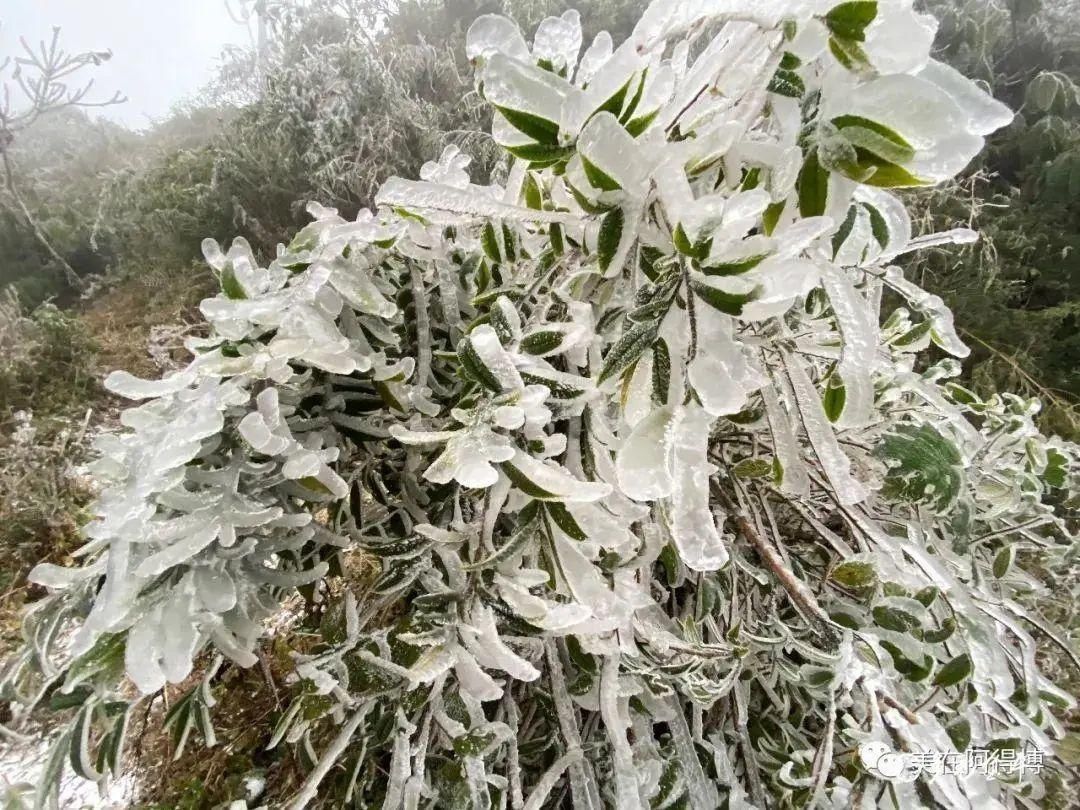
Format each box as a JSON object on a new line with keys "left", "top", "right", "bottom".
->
{"left": 3, "top": 0, "right": 250, "bottom": 129}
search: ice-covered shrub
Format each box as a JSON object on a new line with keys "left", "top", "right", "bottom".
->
{"left": 7, "top": 1, "right": 1079, "bottom": 807}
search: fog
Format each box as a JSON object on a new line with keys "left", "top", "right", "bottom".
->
{"left": 3, "top": 0, "right": 248, "bottom": 128}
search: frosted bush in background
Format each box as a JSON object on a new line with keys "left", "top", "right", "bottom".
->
{"left": 6, "top": 1, "right": 1079, "bottom": 808}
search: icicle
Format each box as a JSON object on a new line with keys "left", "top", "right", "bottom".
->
{"left": 287, "top": 704, "right": 371, "bottom": 810}
{"left": 409, "top": 262, "right": 433, "bottom": 390}
{"left": 600, "top": 652, "right": 644, "bottom": 810}
{"left": 382, "top": 710, "right": 416, "bottom": 810}
{"left": 669, "top": 405, "right": 729, "bottom": 571}
{"left": 761, "top": 381, "right": 810, "bottom": 497}
{"left": 819, "top": 263, "right": 877, "bottom": 428}
{"left": 544, "top": 638, "right": 601, "bottom": 810}
{"left": 663, "top": 695, "right": 719, "bottom": 810}
{"left": 436, "top": 260, "right": 464, "bottom": 340}
{"left": 522, "top": 748, "right": 584, "bottom": 810}
{"left": 783, "top": 352, "right": 868, "bottom": 506}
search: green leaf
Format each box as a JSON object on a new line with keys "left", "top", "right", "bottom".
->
{"left": 993, "top": 545, "right": 1015, "bottom": 578}
{"left": 762, "top": 201, "right": 785, "bottom": 235}
{"left": 768, "top": 67, "right": 805, "bottom": 98}
{"left": 864, "top": 202, "right": 889, "bottom": 247}
{"left": 914, "top": 586, "right": 939, "bottom": 607}
{"left": 673, "top": 224, "right": 711, "bottom": 260}
{"left": 64, "top": 633, "right": 125, "bottom": 692}
{"left": 596, "top": 74, "right": 634, "bottom": 118}
{"left": 546, "top": 502, "right": 587, "bottom": 541}
{"left": 522, "top": 172, "right": 543, "bottom": 210}
{"left": 946, "top": 718, "right": 972, "bottom": 751}
{"left": 501, "top": 461, "right": 556, "bottom": 499}
{"left": 567, "top": 179, "right": 612, "bottom": 214}
{"left": 1043, "top": 448, "right": 1069, "bottom": 488}
{"left": 732, "top": 458, "right": 773, "bottom": 478}
{"left": 598, "top": 206, "right": 625, "bottom": 272}
{"left": 857, "top": 160, "right": 929, "bottom": 188}
{"left": 550, "top": 221, "right": 565, "bottom": 255}
{"left": 879, "top": 641, "right": 933, "bottom": 681}
{"left": 481, "top": 221, "right": 502, "bottom": 263}
{"left": 505, "top": 142, "right": 575, "bottom": 166}
{"left": 924, "top": 617, "right": 956, "bottom": 644}
{"left": 831, "top": 560, "right": 877, "bottom": 590}
{"left": 69, "top": 702, "right": 102, "bottom": 781}
{"left": 832, "top": 115, "right": 916, "bottom": 164}
{"left": 875, "top": 424, "right": 964, "bottom": 510}
{"left": 494, "top": 105, "right": 560, "bottom": 146}
{"left": 453, "top": 730, "right": 497, "bottom": 757}
{"left": 872, "top": 605, "right": 919, "bottom": 633}
{"left": 501, "top": 222, "right": 518, "bottom": 262}
{"left": 582, "top": 154, "right": 621, "bottom": 191}
{"left": 933, "top": 653, "right": 973, "bottom": 688}
{"left": 49, "top": 685, "right": 93, "bottom": 712}
{"left": 797, "top": 150, "right": 829, "bottom": 217}
{"left": 521, "top": 330, "right": 565, "bottom": 355}
{"left": 619, "top": 71, "right": 648, "bottom": 124}
{"left": 893, "top": 320, "right": 932, "bottom": 347}
{"left": 689, "top": 278, "right": 759, "bottom": 316}
{"left": 457, "top": 336, "right": 503, "bottom": 393}
{"left": 701, "top": 254, "right": 769, "bottom": 276}
{"left": 824, "top": 1, "right": 878, "bottom": 41}
{"left": 598, "top": 319, "right": 660, "bottom": 384}
{"left": 625, "top": 110, "right": 659, "bottom": 138}
{"left": 822, "top": 376, "right": 846, "bottom": 423}
{"left": 828, "top": 35, "right": 873, "bottom": 74}
{"left": 219, "top": 264, "right": 247, "bottom": 300}
{"left": 837, "top": 207, "right": 867, "bottom": 266}
{"left": 651, "top": 338, "right": 671, "bottom": 406}
{"left": 521, "top": 369, "right": 588, "bottom": 400}
{"left": 780, "top": 51, "right": 803, "bottom": 70}
{"left": 463, "top": 518, "right": 538, "bottom": 571}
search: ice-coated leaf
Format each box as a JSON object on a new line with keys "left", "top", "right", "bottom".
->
{"left": 599, "top": 318, "right": 660, "bottom": 384}
{"left": 578, "top": 112, "right": 651, "bottom": 193}
{"left": 461, "top": 604, "right": 540, "bottom": 682}
{"left": 466, "top": 14, "right": 530, "bottom": 64}
{"left": 824, "top": 1, "right": 878, "bottom": 42}
{"left": 917, "top": 59, "right": 1013, "bottom": 136}
{"left": 597, "top": 206, "right": 626, "bottom": 274}
{"left": 465, "top": 325, "right": 524, "bottom": 391}
{"left": 617, "top": 404, "right": 679, "bottom": 501}
{"left": 375, "top": 178, "right": 572, "bottom": 222}
{"left": 670, "top": 405, "right": 728, "bottom": 571}
{"left": 784, "top": 352, "right": 868, "bottom": 505}
{"left": 688, "top": 305, "right": 765, "bottom": 416}
{"left": 884, "top": 266, "right": 969, "bottom": 357}
{"left": 393, "top": 423, "right": 515, "bottom": 489}
{"left": 762, "top": 383, "right": 811, "bottom": 497}
{"left": 875, "top": 423, "right": 963, "bottom": 510}
{"left": 503, "top": 449, "right": 611, "bottom": 502}
{"left": 532, "top": 10, "right": 582, "bottom": 74}
{"left": 933, "top": 653, "right": 973, "bottom": 688}
{"left": 819, "top": 264, "right": 876, "bottom": 427}
{"left": 104, "top": 369, "right": 195, "bottom": 400}
{"left": 22, "top": 5, "right": 1069, "bottom": 809}
{"left": 481, "top": 52, "right": 568, "bottom": 144}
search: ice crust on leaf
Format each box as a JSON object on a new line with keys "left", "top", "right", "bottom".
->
{"left": 18, "top": 3, "right": 1076, "bottom": 808}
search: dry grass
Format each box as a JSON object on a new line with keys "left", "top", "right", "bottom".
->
{"left": 80, "top": 264, "right": 215, "bottom": 380}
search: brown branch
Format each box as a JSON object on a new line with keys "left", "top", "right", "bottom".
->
{"left": 0, "top": 149, "right": 84, "bottom": 291}
{"left": 714, "top": 482, "right": 838, "bottom": 639}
